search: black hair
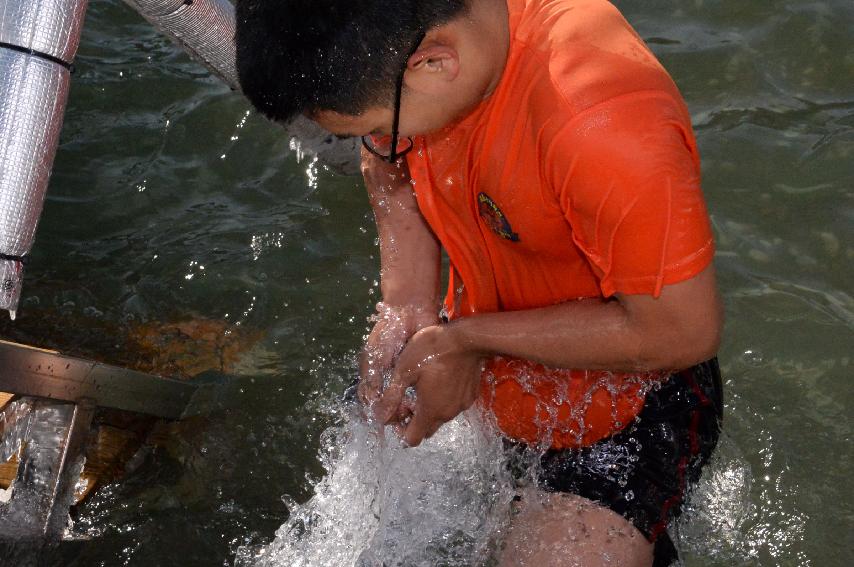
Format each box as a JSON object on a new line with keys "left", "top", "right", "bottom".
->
{"left": 235, "top": 0, "right": 468, "bottom": 124}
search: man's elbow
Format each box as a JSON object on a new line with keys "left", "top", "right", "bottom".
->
{"left": 636, "top": 310, "right": 723, "bottom": 371}
{"left": 672, "top": 321, "right": 722, "bottom": 369}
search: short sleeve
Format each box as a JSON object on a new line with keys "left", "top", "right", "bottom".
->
{"left": 547, "top": 92, "right": 715, "bottom": 298}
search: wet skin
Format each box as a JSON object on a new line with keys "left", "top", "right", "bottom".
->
{"left": 500, "top": 493, "right": 654, "bottom": 567}
{"left": 21, "top": 0, "right": 847, "bottom": 562}
{"left": 316, "top": 0, "right": 723, "bottom": 564}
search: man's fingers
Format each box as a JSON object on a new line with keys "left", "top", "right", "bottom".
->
{"left": 358, "top": 344, "right": 395, "bottom": 406}
{"left": 356, "top": 357, "right": 382, "bottom": 400}
{"left": 424, "top": 421, "right": 442, "bottom": 440}
{"left": 375, "top": 367, "right": 416, "bottom": 424}
{"left": 357, "top": 381, "right": 380, "bottom": 409}
{"left": 394, "top": 402, "right": 413, "bottom": 424}
{"left": 382, "top": 390, "right": 415, "bottom": 426}
{"left": 402, "top": 409, "right": 431, "bottom": 448}
{"left": 375, "top": 382, "right": 406, "bottom": 424}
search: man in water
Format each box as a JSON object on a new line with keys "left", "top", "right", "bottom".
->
{"left": 235, "top": 1, "right": 723, "bottom": 565}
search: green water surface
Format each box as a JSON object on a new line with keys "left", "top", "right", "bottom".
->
{"left": 1, "top": 0, "right": 852, "bottom": 565}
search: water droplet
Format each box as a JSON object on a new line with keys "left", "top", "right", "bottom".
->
{"left": 742, "top": 348, "right": 764, "bottom": 367}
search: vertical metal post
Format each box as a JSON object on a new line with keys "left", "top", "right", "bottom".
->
{"left": 0, "top": 398, "right": 94, "bottom": 540}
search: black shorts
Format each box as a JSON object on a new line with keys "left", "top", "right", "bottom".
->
{"left": 506, "top": 358, "right": 723, "bottom": 567}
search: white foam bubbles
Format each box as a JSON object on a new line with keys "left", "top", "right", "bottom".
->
{"left": 239, "top": 408, "right": 515, "bottom": 567}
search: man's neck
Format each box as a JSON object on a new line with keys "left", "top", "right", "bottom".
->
{"left": 473, "top": 0, "right": 511, "bottom": 100}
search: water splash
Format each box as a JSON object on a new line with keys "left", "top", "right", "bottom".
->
{"left": 234, "top": 365, "right": 754, "bottom": 566}
{"left": 237, "top": 408, "right": 515, "bottom": 567}
{"left": 676, "top": 434, "right": 754, "bottom": 562}
{"left": 677, "top": 431, "right": 809, "bottom": 566}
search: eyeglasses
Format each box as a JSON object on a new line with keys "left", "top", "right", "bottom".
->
{"left": 361, "top": 30, "right": 427, "bottom": 163}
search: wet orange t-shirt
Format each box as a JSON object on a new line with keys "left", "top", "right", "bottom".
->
{"left": 406, "top": 0, "right": 715, "bottom": 449}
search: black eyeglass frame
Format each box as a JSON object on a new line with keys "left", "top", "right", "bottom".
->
{"left": 361, "top": 30, "right": 428, "bottom": 163}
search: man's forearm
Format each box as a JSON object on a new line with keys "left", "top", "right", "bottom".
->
{"left": 363, "top": 152, "right": 441, "bottom": 311}
{"left": 376, "top": 200, "right": 441, "bottom": 310}
{"left": 451, "top": 267, "right": 722, "bottom": 372}
{"left": 451, "top": 298, "right": 651, "bottom": 371}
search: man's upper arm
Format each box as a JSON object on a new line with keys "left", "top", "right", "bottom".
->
{"left": 549, "top": 92, "right": 715, "bottom": 299}
{"left": 547, "top": 93, "right": 721, "bottom": 366}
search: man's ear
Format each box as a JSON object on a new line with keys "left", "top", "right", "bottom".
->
{"left": 406, "top": 45, "right": 460, "bottom": 93}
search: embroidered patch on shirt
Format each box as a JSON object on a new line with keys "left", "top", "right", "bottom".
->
{"left": 478, "top": 192, "right": 520, "bottom": 242}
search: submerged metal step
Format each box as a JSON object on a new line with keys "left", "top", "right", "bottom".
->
{"left": 0, "top": 339, "right": 212, "bottom": 420}
{"left": 0, "top": 339, "right": 233, "bottom": 540}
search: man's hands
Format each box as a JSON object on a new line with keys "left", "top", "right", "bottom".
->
{"left": 358, "top": 303, "right": 438, "bottom": 408}
{"left": 359, "top": 308, "right": 484, "bottom": 448}
{"left": 372, "top": 324, "right": 485, "bottom": 448}
{"left": 359, "top": 145, "right": 463, "bottom": 445}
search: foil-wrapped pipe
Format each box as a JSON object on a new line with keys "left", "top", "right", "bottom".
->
{"left": 0, "top": 0, "right": 89, "bottom": 318}
{"left": 0, "top": 0, "right": 87, "bottom": 62}
{"left": 123, "top": 0, "right": 361, "bottom": 175}
{"left": 122, "top": 0, "right": 240, "bottom": 90}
